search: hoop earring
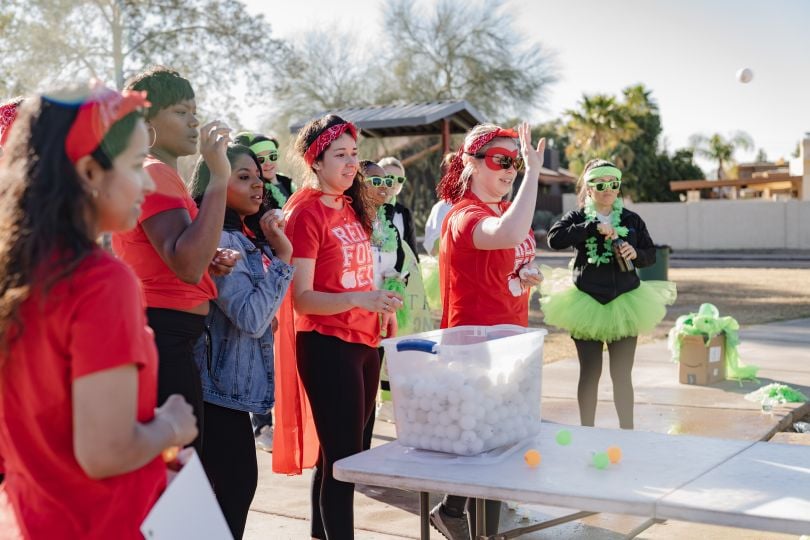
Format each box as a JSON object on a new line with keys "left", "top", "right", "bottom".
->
{"left": 147, "top": 126, "right": 157, "bottom": 148}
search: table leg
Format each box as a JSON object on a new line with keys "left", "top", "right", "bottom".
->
{"left": 475, "top": 498, "right": 485, "bottom": 539}
{"left": 420, "top": 492, "right": 430, "bottom": 540}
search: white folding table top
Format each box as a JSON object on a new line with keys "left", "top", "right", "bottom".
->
{"left": 334, "top": 422, "right": 753, "bottom": 518}
{"left": 657, "top": 441, "right": 810, "bottom": 535}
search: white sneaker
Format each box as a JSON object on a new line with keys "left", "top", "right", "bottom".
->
{"left": 377, "top": 401, "right": 395, "bottom": 424}
{"left": 255, "top": 425, "right": 273, "bottom": 453}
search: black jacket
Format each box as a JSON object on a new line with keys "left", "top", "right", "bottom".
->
{"left": 547, "top": 208, "right": 656, "bottom": 304}
{"left": 393, "top": 202, "right": 419, "bottom": 262}
{"left": 275, "top": 173, "right": 295, "bottom": 199}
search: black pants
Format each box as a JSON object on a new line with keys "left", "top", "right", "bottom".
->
{"left": 573, "top": 336, "right": 638, "bottom": 429}
{"left": 202, "top": 402, "right": 257, "bottom": 540}
{"left": 297, "top": 331, "right": 380, "bottom": 540}
{"left": 361, "top": 347, "right": 386, "bottom": 451}
{"left": 146, "top": 308, "right": 206, "bottom": 454}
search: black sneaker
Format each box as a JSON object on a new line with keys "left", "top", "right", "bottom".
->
{"left": 429, "top": 503, "right": 470, "bottom": 540}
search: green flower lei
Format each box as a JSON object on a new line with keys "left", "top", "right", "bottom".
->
{"left": 265, "top": 182, "right": 287, "bottom": 207}
{"left": 583, "top": 196, "right": 629, "bottom": 266}
{"left": 371, "top": 206, "right": 399, "bottom": 252}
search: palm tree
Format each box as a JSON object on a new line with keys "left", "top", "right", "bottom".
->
{"left": 689, "top": 132, "right": 753, "bottom": 179}
{"left": 563, "top": 94, "right": 639, "bottom": 173}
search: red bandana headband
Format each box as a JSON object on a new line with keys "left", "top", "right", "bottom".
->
{"left": 436, "top": 127, "right": 518, "bottom": 203}
{"left": 0, "top": 102, "right": 19, "bottom": 147}
{"left": 303, "top": 122, "right": 358, "bottom": 166}
{"left": 65, "top": 82, "right": 150, "bottom": 164}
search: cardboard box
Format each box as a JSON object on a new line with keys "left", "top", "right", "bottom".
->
{"left": 679, "top": 333, "right": 725, "bottom": 385}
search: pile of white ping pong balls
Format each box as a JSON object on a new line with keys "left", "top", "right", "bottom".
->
{"left": 392, "top": 357, "right": 541, "bottom": 455}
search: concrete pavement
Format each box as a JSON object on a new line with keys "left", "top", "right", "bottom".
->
{"left": 246, "top": 318, "right": 810, "bottom": 539}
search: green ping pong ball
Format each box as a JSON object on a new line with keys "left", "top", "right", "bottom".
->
{"left": 555, "top": 429, "right": 572, "bottom": 445}
{"left": 593, "top": 452, "right": 609, "bottom": 470}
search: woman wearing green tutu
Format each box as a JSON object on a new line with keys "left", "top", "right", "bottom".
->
{"left": 544, "top": 159, "right": 675, "bottom": 429}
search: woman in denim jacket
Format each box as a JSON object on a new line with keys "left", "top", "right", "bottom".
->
{"left": 191, "top": 144, "right": 293, "bottom": 539}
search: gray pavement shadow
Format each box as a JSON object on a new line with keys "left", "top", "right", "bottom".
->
{"left": 354, "top": 484, "right": 439, "bottom": 517}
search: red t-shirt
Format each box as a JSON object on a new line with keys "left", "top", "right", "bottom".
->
{"left": 286, "top": 190, "right": 380, "bottom": 347}
{"left": 112, "top": 157, "right": 217, "bottom": 310}
{"left": 0, "top": 250, "right": 165, "bottom": 540}
{"left": 439, "top": 193, "right": 536, "bottom": 328}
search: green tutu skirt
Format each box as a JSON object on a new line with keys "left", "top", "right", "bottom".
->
{"left": 540, "top": 276, "right": 676, "bottom": 343}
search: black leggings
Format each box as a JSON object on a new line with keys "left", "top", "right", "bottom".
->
{"left": 361, "top": 347, "right": 386, "bottom": 451}
{"left": 573, "top": 336, "right": 638, "bottom": 429}
{"left": 202, "top": 402, "right": 257, "bottom": 540}
{"left": 147, "top": 308, "right": 206, "bottom": 454}
{"left": 297, "top": 331, "right": 380, "bottom": 540}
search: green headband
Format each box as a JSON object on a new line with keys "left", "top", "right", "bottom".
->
{"left": 585, "top": 166, "right": 622, "bottom": 182}
{"left": 250, "top": 140, "right": 278, "bottom": 155}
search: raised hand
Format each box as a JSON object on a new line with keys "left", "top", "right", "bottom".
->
{"left": 517, "top": 122, "right": 546, "bottom": 177}
{"left": 199, "top": 120, "right": 232, "bottom": 182}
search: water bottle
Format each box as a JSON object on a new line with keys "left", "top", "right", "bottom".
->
{"left": 612, "top": 238, "right": 635, "bottom": 272}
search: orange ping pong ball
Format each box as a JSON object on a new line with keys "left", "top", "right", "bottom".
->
{"left": 607, "top": 446, "right": 622, "bottom": 464}
{"left": 524, "top": 449, "right": 542, "bottom": 467}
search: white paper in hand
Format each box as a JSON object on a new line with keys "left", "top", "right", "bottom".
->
{"left": 141, "top": 451, "right": 232, "bottom": 540}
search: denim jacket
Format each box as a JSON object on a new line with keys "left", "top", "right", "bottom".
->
{"left": 193, "top": 230, "right": 294, "bottom": 413}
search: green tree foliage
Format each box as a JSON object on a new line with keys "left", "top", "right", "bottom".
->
{"left": 563, "top": 93, "right": 639, "bottom": 173}
{"left": 269, "top": 29, "right": 378, "bottom": 127}
{"left": 0, "top": 0, "right": 282, "bottom": 117}
{"left": 688, "top": 131, "right": 753, "bottom": 179}
{"left": 380, "top": 0, "right": 557, "bottom": 120}
{"left": 563, "top": 84, "right": 705, "bottom": 202}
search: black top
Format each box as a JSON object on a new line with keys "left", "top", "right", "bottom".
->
{"left": 547, "top": 208, "right": 656, "bottom": 304}
{"left": 393, "top": 202, "right": 419, "bottom": 261}
{"left": 382, "top": 203, "right": 406, "bottom": 274}
{"left": 274, "top": 173, "right": 295, "bottom": 199}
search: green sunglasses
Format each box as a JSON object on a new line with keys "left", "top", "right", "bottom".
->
{"left": 257, "top": 153, "right": 278, "bottom": 164}
{"left": 588, "top": 179, "right": 622, "bottom": 192}
{"left": 365, "top": 176, "right": 395, "bottom": 188}
{"left": 385, "top": 174, "right": 407, "bottom": 184}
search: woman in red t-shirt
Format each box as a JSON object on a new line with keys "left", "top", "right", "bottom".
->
{"left": 0, "top": 83, "right": 197, "bottom": 540}
{"left": 281, "top": 115, "right": 402, "bottom": 539}
{"left": 431, "top": 123, "right": 546, "bottom": 539}
{"left": 111, "top": 67, "right": 236, "bottom": 454}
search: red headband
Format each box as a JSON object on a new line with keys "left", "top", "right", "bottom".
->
{"left": 65, "top": 82, "right": 150, "bottom": 164}
{"left": 303, "top": 122, "right": 358, "bottom": 166}
{"left": 0, "top": 102, "right": 19, "bottom": 147}
{"left": 436, "top": 127, "right": 518, "bottom": 203}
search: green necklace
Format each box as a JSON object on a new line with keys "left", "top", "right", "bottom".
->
{"left": 265, "top": 182, "right": 287, "bottom": 207}
{"left": 583, "top": 196, "right": 629, "bottom": 266}
{"left": 371, "top": 206, "right": 398, "bottom": 252}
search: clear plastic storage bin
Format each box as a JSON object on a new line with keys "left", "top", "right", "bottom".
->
{"left": 381, "top": 325, "right": 546, "bottom": 456}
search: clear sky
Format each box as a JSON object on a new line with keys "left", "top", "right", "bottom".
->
{"left": 244, "top": 0, "right": 810, "bottom": 169}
